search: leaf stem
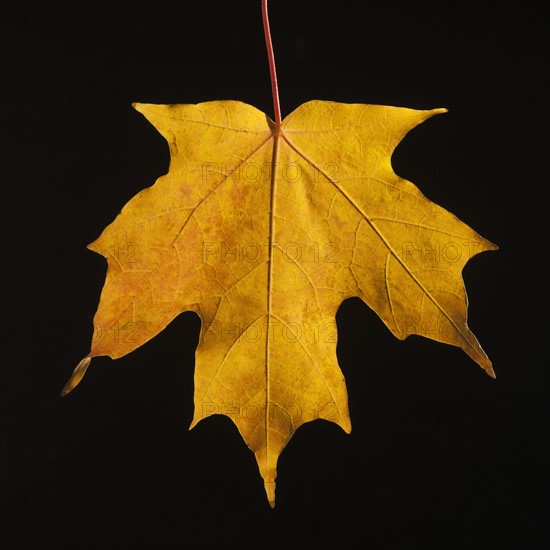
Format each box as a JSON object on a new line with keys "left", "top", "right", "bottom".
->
{"left": 262, "top": 0, "right": 281, "bottom": 127}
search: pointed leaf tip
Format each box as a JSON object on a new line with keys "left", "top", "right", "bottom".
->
{"left": 61, "top": 357, "right": 92, "bottom": 397}
{"left": 131, "top": 102, "right": 146, "bottom": 116}
{"left": 428, "top": 107, "right": 448, "bottom": 118}
{"left": 265, "top": 481, "right": 276, "bottom": 508}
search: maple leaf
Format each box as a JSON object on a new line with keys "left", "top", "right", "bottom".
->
{"left": 62, "top": 1, "right": 496, "bottom": 507}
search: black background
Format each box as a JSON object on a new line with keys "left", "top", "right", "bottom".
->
{"left": 2, "top": 1, "right": 548, "bottom": 549}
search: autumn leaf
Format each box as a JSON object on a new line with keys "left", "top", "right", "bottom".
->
{"left": 62, "top": 1, "right": 496, "bottom": 507}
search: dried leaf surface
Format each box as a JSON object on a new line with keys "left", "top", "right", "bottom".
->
{"left": 64, "top": 100, "right": 496, "bottom": 506}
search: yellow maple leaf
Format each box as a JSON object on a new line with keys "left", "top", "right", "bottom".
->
{"left": 62, "top": 1, "right": 496, "bottom": 507}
